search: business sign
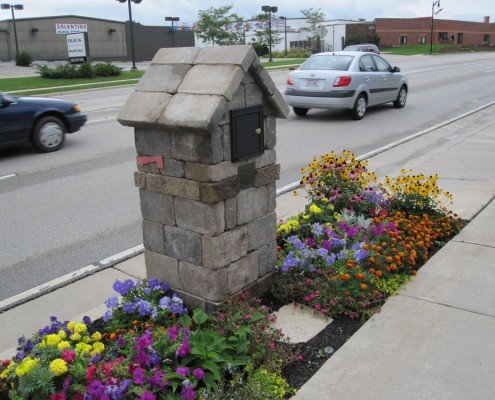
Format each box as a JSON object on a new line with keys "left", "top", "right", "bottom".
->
{"left": 67, "top": 33, "right": 87, "bottom": 63}
{"left": 56, "top": 23, "right": 88, "bottom": 34}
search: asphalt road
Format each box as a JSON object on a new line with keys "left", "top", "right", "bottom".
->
{"left": 1, "top": 52, "right": 494, "bottom": 301}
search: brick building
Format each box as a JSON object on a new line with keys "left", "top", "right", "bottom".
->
{"left": 347, "top": 16, "right": 494, "bottom": 47}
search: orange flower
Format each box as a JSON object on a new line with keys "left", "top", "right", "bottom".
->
{"left": 389, "top": 263, "right": 397, "bottom": 271}
{"left": 368, "top": 268, "right": 376, "bottom": 274}
{"left": 375, "top": 270, "right": 383, "bottom": 278}
{"left": 360, "top": 283, "right": 367, "bottom": 290}
{"left": 385, "top": 256, "right": 393, "bottom": 263}
{"left": 345, "top": 290, "right": 351, "bottom": 296}
{"left": 341, "top": 273, "right": 351, "bottom": 281}
{"left": 132, "top": 320, "right": 139, "bottom": 327}
{"left": 109, "top": 333, "right": 116, "bottom": 341}
{"left": 356, "top": 273, "right": 364, "bottom": 280}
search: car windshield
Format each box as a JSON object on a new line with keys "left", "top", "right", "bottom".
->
{"left": 344, "top": 45, "right": 361, "bottom": 51}
{"left": 300, "top": 55, "right": 354, "bottom": 71}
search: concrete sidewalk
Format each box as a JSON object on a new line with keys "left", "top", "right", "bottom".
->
{"left": 1, "top": 104, "right": 494, "bottom": 398}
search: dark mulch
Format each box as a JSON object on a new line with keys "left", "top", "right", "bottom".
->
{"left": 280, "top": 317, "right": 365, "bottom": 390}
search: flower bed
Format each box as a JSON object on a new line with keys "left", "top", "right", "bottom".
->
{"left": 0, "top": 151, "right": 463, "bottom": 399}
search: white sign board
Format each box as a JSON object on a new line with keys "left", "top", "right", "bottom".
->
{"left": 56, "top": 23, "right": 88, "bottom": 34}
{"left": 67, "top": 33, "right": 87, "bottom": 58}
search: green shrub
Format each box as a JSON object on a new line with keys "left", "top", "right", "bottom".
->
{"left": 15, "top": 52, "right": 33, "bottom": 67}
{"left": 37, "top": 64, "right": 79, "bottom": 79}
{"left": 78, "top": 62, "right": 94, "bottom": 78}
{"left": 93, "top": 62, "right": 122, "bottom": 77}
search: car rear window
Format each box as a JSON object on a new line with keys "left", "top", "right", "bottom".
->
{"left": 300, "top": 55, "right": 354, "bottom": 71}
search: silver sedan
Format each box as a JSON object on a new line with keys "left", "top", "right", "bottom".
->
{"left": 284, "top": 51, "right": 408, "bottom": 120}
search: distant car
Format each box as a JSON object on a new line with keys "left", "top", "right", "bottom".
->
{"left": 284, "top": 51, "right": 408, "bottom": 120}
{"left": 343, "top": 44, "right": 381, "bottom": 54}
{"left": 0, "top": 92, "right": 87, "bottom": 152}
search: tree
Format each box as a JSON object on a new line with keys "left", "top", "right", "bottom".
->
{"left": 195, "top": 5, "right": 244, "bottom": 46}
{"left": 249, "top": 13, "right": 282, "bottom": 56}
{"left": 300, "top": 7, "right": 326, "bottom": 51}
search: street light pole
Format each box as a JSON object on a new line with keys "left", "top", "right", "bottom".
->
{"left": 165, "top": 16, "right": 179, "bottom": 47}
{"left": 430, "top": 0, "right": 440, "bottom": 54}
{"left": 1, "top": 3, "right": 23, "bottom": 58}
{"left": 280, "top": 16, "right": 287, "bottom": 56}
{"left": 117, "top": 0, "right": 142, "bottom": 70}
{"left": 261, "top": 5, "right": 278, "bottom": 62}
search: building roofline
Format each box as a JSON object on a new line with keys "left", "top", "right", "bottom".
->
{"left": 0, "top": 15, "right": 124, "bottom": 24}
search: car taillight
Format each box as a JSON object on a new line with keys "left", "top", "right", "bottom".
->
{"left": 287, "top": 75, "right": 294, "bottom": 86}
{"left": 333, "top": 76, "right": 352, "bottom": 87}
{"left": 73, "top": 105, "right": 81, "bottom": 112}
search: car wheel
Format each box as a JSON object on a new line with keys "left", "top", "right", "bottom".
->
{"left": 393, "top": 85, "right": 407, "bottom": 108}
{"left": 293, "top": 107, "right": 309, "bottom": 116}
{"left": 33, "top": 116, "right": 66, "bottom": 152}
{"left": 351, "top": 94, "right": 367, "bottom": 120}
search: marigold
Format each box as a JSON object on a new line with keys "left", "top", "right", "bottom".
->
{"left": 360, "top": 284, "right": 367, "bottom": 290}
{"left": 49, "top": 359, "right": 68, "bottom": 376}
{"left": 73, "top": 323, "right": 87, "bottom": 334}
{"left": 15, "top": 357, "right": 38, "bottom": 377}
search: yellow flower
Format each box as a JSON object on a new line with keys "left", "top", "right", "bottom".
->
{"left": 58, "top": 330, "right": 67, "bottom": 339}
{"left": 15, "top": 357, "right": 38, "bottom": 377}
{"left": 309, "top": 204, "right": 322, "bottom": 214}
{"left": 303, "top": 215, "right": 310, "bottom": 220}
{"left": 0, "top": 361, "right": 15, "bottom": 379}
{"left": 75, "top": 343, "right": 92, "bottom": 354}
{"left": 67, "top": 321, "right": 75, "bottom": 331}
{"left": 70, "top": 333, "right": 81, "bottom": 342}
{"left": 92, "top": 342, "right": 105, "bottom": 353}
{"left": 49, "top": 359, "right": 68, "bottom": 376}
{"left": 73, "top": 323, "right": 87, "bottom": 334}
{"left": 91, "top": 332, "right": 102, "bottom": 342}
{"left": 41, "top": 334, "right": 62, "bottom": 347}
{"left": 57, "top": 341, "right": 71, "bottom": 350}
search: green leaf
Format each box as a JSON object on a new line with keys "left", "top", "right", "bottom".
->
{"left": 250, "top": 312, "right": 265, "bottom": 322}
{"left": 202, "top": 360, "right": 222, "bottom": 382}
{"left": 192, "top": 309, "right": 209, "bottom": 325}
{"left": 179, "top": 314, "right": 192, "bottom": 327}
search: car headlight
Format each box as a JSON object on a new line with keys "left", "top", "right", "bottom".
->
{"left": 73, "top": 105, "right": 81, "bottom": 112}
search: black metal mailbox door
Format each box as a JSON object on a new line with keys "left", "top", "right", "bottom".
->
{"left": 230, "top": 105, "right": 264, "bottom": 162}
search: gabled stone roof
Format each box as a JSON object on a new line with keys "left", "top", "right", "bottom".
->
{"left": 118, "top": 45, "right": 289, "bottom": 132}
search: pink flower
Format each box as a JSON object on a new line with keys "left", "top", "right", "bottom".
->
{"left": 50, "top": 393, "right": 66, "bottom": 400}
{"left": 297, "top": 354, "right": 304, "bottom": 362}
{"left": 176, "top": 340, "right": 191, "bottom": 357}
{"left": 85, "top": 365, "right": 96, "bottom": 382}
{"left": 193, "top": 368, "right": 205, "bottom": 380}
{"left": 269, "top": 341, "right": 276, "bottom": 350}
{"left": 167, "top": 326, "right": 179, "bottom": 341}
{"left": 61, "top": 349, "right": 76, "bottom": 363}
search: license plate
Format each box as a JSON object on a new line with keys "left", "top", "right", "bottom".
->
{"left": 304, "top": 79, "right": 320, "bottom": 88}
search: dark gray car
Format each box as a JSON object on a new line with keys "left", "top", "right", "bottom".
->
{"left": 284, "top": 51, "right": 408, "bottom": 120}
{"left": 343, "top": 44, "right": 381, "bottom": 54}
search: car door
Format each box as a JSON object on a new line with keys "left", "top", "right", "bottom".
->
{"left": 357, "top": 55, "right": 381, "bottom": 105}
{"left": 0, "top": 94, "right": 31, "bottom": 146}
{"left": 372, "top": 55, "right": 400, "bottom": 103}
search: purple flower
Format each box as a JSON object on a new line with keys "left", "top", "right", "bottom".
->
{"left": 337, "top": 250, "right": 347, "bottom": 260}
{"left": 168, "top": 326, "right": 180, "bottom": 341}
{"left": 143, "top": 287, "right": 151, "bottom": 295}
{"left": 103, "top": 310, "right": 113, "bottom": 322}
{"left": 148, "top": 278, "right": 161, "bottom": 290}
{"left": 175, "top": 367, "right": 189, "bottom": 377}
{"left": 123, "top": 301, "right": 137, "bottom": 314}
{"left": 50, "top": 315, "right": 58, "bottom": 322}
{"left": 105, "top": 296, "right": 119, "bottom": 309}
{"left": 193, "top": 368, "right": 205, "bottom": 381}
{"left": 161, "top": 282, "right": 171, "bottom": 292}
{"left": 170, "top": 302, "right": 186, "bottom": 315}
{"left": 112, "top": 279, "right": 135, "bottom": 296}
{"left": 137, "top": 299, "right": 153, "bottom": 316}
{"left": 316, "top": 248, "right": 328, "bottom": 257}
{"left": 176, "top": 340, "right": 191, "bottom": 357}
{"left": 354, "top": 249, "right": 369, "bottom": 263}
{"left": 133, "top": 367, "right": 145, "bottom": 385}
{"left": 159, "top": 296, "right": 171, "bottom": 310}
{"left": 151, "top": 307, "right": 158, "bottom": 320}
{"left": 180, "top": 384, "right": 196, "bottom": 400}
{"left": 87, "top": 380, "right": 106, "bottom": 397}
{"left": 149, "top": 369, "right": 165, "bottom": 388}
{"left": 140, "top": 391, "right": 156, "bottom": 400}
{"left": 136, "top": 332, "right": 153, "bottom": 351}
{"left": 82, "top": 316, "right": 92, "bottom": 325}
{"left": 312, "top": 223, "right": 323, "bottom": 237}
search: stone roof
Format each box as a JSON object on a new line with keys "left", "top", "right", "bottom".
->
{"left": 117, "top": 45, "right": 289, "bottom": 132}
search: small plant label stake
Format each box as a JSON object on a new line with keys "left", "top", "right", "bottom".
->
{"left": 118, "top": 45, "right": 289, "bottom": 312}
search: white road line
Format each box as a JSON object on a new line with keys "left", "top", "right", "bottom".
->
{"left": 0, "top": 174, "right": 16, "bottom": 181}
{"left": 485, "top": 70, "right": 495, "bottom": 73}
{"left": 86, "top": 116, "right": 117, "bottom": 124}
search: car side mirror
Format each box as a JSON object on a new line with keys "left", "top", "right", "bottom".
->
{"left": 392, "top": 66, "right": 400, "bottom": 73}
{"left": 289, "top": 66, "right": 296, "bottom": 70}
{"left": 0, "top": 95, "right": 12, "bottom": 108}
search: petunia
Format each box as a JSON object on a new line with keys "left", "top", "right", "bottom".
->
{"left": 175, "top": 367, "right": 189, "bottom": 377}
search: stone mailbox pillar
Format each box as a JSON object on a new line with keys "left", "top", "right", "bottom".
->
{"left": 118, "top": 45, "right": 289, "bottom": 310}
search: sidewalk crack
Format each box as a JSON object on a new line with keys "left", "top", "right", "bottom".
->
{"left": 452, "top": 240, "right": 495, "bottom": 249}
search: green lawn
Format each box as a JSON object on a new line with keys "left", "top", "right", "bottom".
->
{"left": 381, "top": 44, "right": 456, "bottom": 55}
{"left": 0, "top": 59, "right": 305, "bottom": 96}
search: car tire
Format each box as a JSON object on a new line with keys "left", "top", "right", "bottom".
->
{"left": 393, "top": 85, "right": 407, "bottom": 108}
{"left": 293, "top": 107, "right": 309, "bottom": 116}
{"left": 351, "top": 94, "right": 367, "bottom": 120}
{"left": 32, "top": 116, "right": 66, "bottom": 153}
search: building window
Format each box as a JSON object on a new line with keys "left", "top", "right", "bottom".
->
{"left": 483, "top": 34, "right": 490, "bottom": 44}
{"left": 399, "top": 35, "right": 407, "bottom": 45}
{"left": 290, "top": 40, "right": 311, "bottom": 50}
{"left": 438, "top": 32, "right": 449, "bottom": 41}
{"left": 418, "top": 35, "right": 426, "bottom": 44}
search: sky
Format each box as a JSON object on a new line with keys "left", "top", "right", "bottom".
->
{"left": 3, "top": 0, "right": 494, "bottom": 26}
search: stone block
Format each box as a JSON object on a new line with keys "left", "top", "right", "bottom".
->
{"left": 135, "top": 128, "right": 171, "bottom": 157}
{"left": 264, "top": 116, "right": 276, "bottom": 149}
{"left": 139, "top": 189, "right": 175, "bottom": 225}
{"left": 185, "top": 161, "right": 237, "bottom": 183}
{"left": 143, "top": 220, "right": 165, "bottom": 254}
{"left": 178, "top": 64, "right": 245, "bottom": 102}
{"left": 242, "top": 71, "right": 255, "bottom": 84}
{"left": 134, "top": 171, "right": 146, "bottom": 188}
{"left": 267, "top": 182, "right": 277, "bottom": 212}
{"left": 151, "top": 47, "right": 201, "bottom": 65}
{"left": 194, "top": 45, "right": 257, "bottom": 72}
{"left": 179, "top": 261, "right": 228, "bottom": 301}
{"left": 171, "top": 128, "right": 224, "bottom": 164}
{"left": 164, "top": 226, "right": 202, "bottom": 265}
{"left": 146, "top": 174, "right": 200, "bottom": 200}
{"left": 227, "top": 251, "right": 259, "bottom": 293}
{"left": 267, "top": 90, "right": 290, "bottom": 119}
{"left": 245, "top": 83, "right": 263, "bottom": 107}
{"left": 258, "top": 241, "right": 277, "bottom": 276}
{"left": 136, "top": 64, "right": 191, "bottom": 94}
{"left": 248, "top": 212, "right": 277, "bottom": 251}
{"left": 227, "top": 85, "right": 246, "bottom": 110}
{"left": 202, "top": 226, "right": 248, "bottom": 270}
{"left": 137, "top": 158, "right": 184, "bottom": 178}
{"left": 175, "top": 197, "right": 225, "bottom": 236}
{"left": 249, "top": 58, "right": 276, "bottom": 96}
{"left": 255, "top": 149, "right": 277, "bottom": 169}
{"left": 145, "top": 250, "right": 180, "bottom": 288}
{"left": 254, "top": 164, "right": 280, "bottom": 187}
{"left": 220, "top": 125, "right": 232, "bottom": 161}
{"left": 200, "top": 177, "right": 240, "bottom": 204}
{"left": 237, "top": 186, "right": 268, "bottom": 225}
{"left": 118, "top": 92, "right": 172, "bottom": 128}
{"left": 225, "top": 197, "right": 237, "bottom": 230}
{"left": 160, "top": 94, "right": 227, "bottom": 132}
